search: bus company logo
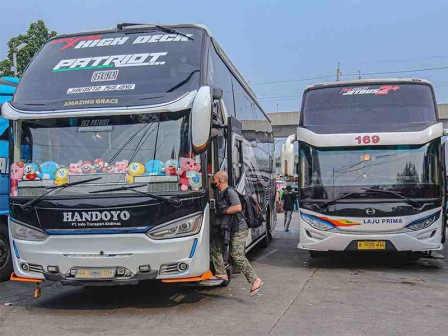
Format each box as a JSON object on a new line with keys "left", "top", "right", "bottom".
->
{"left": 91, "top": 70, "right": 119, "bottom": 82}
{"left": 365, "top": 208, "right": 376, "bottom": 216}
{"left": 341, "top": 86, "right": 400, "bottom": 96}
{"left": 62, "top": 211, "right": 131, "bottom": 226}
{"left": 52, "top": 53, "right": 168, "bottom": 72}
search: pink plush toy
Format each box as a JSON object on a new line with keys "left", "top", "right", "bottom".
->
{"left": 115, "top": 160, "right": 129, "bottom": 172}
{"left": 11, "top": 162, "right": 25, "bottom": 196}
{"left": 69, "top": 161, "right": 83, "bottom": 174}
{"left": 178, "top": 156, "right": 202, "bottom": 191}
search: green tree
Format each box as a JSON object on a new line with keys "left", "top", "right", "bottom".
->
{"left": 0, "top": 20, "right": 57, "bottom": 77}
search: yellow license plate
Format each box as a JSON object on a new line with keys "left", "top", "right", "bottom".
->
{"left": 357, "top": 241, "right": 386, "bottom": 250}
{"left": 75, "top": 268, "right": 116, "bottom": 279}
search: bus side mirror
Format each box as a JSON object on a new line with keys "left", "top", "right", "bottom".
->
{"left": 444, "top": 129, "right": 448, "bottom": 136}
{"left": 281, "top": 134, "right": 296, "bottom": 176}
{"left": 191, "top": 86, "right": 212, "bottom": 153}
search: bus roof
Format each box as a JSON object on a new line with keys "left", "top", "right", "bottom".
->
{"left": 49, "top": 23, "right": 264, "bottom": 116}
{"left": 306, "top": 78, "right": 432, "bottom": 91}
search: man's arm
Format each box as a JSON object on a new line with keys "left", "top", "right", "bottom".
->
{"left": 224, "top": 204, "right": 242, "bottom": 215}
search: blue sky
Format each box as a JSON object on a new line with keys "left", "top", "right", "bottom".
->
{"left": 0, "top": 0, "right": 447, "bottom": 112}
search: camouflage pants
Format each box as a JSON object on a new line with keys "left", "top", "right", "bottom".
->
{"left": 210, "top": 229, "right": 258, "bottom": 284}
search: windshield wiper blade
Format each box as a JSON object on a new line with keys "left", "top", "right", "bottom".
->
{"left": 154, "top": 25, "right": 194, "bottom": 41}
{"left": 320, "top": 192, "right": 363, "bottom": 210}
{"left": 89, "top": 184, "right": 181, "bottom": 206}
{"left": 166, "top": 70, "right": 200, "bottom": 93}
{"left": 361, "top": 187, "right": 421, "bottom": 208}
{"left": 20, "top": 177, "right": 102, "bottom": 210}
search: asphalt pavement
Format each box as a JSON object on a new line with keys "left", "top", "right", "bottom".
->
{"left": 0, "top": 212, "right": 447, "bottom": 336}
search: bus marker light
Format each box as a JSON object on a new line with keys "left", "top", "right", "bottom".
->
{"left": 189, "top": 238, "right": 198, "bottom": 258}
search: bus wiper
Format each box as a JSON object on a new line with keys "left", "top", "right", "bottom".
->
{"left": 320, "top": 192, "right": 364, "bottom": 210}
{"left": 166, "top": 70, "right": 200, "bottom": 92}
{"left": 361, "top": 187, "right": 421, "bottom": 208}
{"left": 89, "top": 184, "right": 181, "bottom": 206}
{"left": 20, "top": 177, "right": 102, "bottom": 210}
{"left": 154, "top": 25, "right": 194, "bottom": 41}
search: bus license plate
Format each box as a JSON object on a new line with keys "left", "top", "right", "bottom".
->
{"left": 357, "top": 241, "right": 386, "bottom": 250}
{"left": 75, "top": 268, "right": 116, "bottom": 279}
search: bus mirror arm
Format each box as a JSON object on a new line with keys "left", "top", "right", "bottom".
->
{"left": 281, "top": 134, "right": 296, "bottom": 177}
{"left": 212, "top": 88, "right": 223, "bottom": 100}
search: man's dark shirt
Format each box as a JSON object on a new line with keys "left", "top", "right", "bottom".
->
{"left": 281, "top": 190, "right": 297, "bottom": 211}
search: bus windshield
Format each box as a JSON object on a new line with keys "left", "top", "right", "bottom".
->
{"left": 299, "top": 140, "right": 441, "bottom": 200}
{"left": 12, "top": 111, "right": 204, "bottom": 197}
{"left": 13, "top": 27, "right": 203, "bottom": 111}
{"left": 302, "top": 83, "right": 437, "bottom": 133}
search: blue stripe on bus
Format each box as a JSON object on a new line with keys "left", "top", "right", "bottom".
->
{"left": 45, "top": 227, "right": 151, "bottom": 235}
{"left": 189, "top": 238, "right": 198, "bottom": 258}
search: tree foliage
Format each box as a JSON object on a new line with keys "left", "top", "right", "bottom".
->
{"left": 0, "top": 20, "right": 57, "bottom": 77}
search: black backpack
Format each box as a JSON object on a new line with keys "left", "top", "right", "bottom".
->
{"left": 224, "top": 187, "right": 265, "bottom": 229}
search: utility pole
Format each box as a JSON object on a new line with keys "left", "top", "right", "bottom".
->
{"left": 276, "top": 103, "right": 279, "bottom": 113}
{"left": 358, "top": 70, "right": 361, "bottom": 79}
{"left": 336, "top": 63, "right": 341, "bottom": 81}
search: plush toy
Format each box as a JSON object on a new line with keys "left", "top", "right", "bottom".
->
{"left": 10, "top": 162, "right": 25, "bottom": 196}
{"left": 23, "top": 163, "right": 40, "bottom": 181}
{"left": 55, "top": 168, "right": 70, "bottom": 186}
{"left": 69, "top": 161, "right": 83, "bottom": 174}
{"left": 126, "top": 162, "right": 145, "bottom": 183}
{"left": 162, "top": 159, "right": 179, "bottom": 176}
{"left": 106, "top": 165, "right": 119, "bottom": 173}
{"left": 40, "top": 161, "right": 59, "bottom": 180}
{"left": 93, "top": 158, "right": 107, "bottom": 173}
{"left": 116, "top": 160, "right": 129, "bottom": 172}
{"left": 145, "top": 160, "right": 165, "bottom": 176}
{"left": 81, "top": 161, "right": 93, "bottom": 174}
{"left": 178, "top": 156, "right": 202, "bottom": 191}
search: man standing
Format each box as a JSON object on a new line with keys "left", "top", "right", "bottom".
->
{"left": 205, "top": 171, "right": 263, "bottom": 296}
{"left": 281, "top": 185, "right": 297, "bottom": 231}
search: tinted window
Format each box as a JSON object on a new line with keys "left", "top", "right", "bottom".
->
{"left": 302, "top": 84, "right": 436, "bottom": 130}
{"left": 14, "top": 28, "right": 203, "bottom": 110}
{"left": 208, "top": 46, "right": 235, "bottom": 116}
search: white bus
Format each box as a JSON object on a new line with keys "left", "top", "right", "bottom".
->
{"left": 2, "top": 24, "right": 275, "bottom": 287}
{"left": 282, "top": 79, "right": 445, "bottom": 257}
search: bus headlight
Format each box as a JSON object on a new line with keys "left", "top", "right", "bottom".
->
{"left": 146, "top": 214, "right": 202, "bottom": 240}
{"left": 10, "top": 220, "right": 48, "bottom": 241}
{"left": 301, "top": 213, "right": 334, "bottom": 231}
{"left": 406, "top": 212, "right": 440, "bottom": 231}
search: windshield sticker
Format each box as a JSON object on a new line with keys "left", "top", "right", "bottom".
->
{"left": 67, "top": 84, "right": 135, "bottom": 94}
{"left": 52, "top": 35, "right": 102, "bottom": 51}
{"left": 53, "top": 34, "right": 193, "bottom": 51}
{"left": 63, "top": 98, "right": 119, "bottom": 107}
{"left": 341, "top": 86, "right": 400, "bottom": 96}
{"left": 52, "top": 53, "right": 167, "bottom": 72}
{"left": 91, "top": 70, "right": 119, "bottom": 82}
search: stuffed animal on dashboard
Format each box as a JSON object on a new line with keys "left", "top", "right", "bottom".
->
{"left": 145, "top": 160, "right": 165, "bottom": 176}
{"left": 69, "top": 161, "right": 83, "bottom": 175}
{"left": 162, "top": 159, "right": 179, "bottom": 176}
{"left": 93, "top": 158, "right": 107, "bottom": 173}
{"left": 178, "top": 156, "right": 202, "bottom": 191}
{"left": 40, "top": 161, "right": 60, "bottom": 180}
{"left": 126, "top": 162, "right": 145, "bottom": 183}
{"left": 116, "top": 160, "right": 129, "bottom": 172}
{"left": 23, "top": 163, "right": 40, "bottom": 180}
{"left": 81, "top": 161, "right": 93, "bottom": 174}
{"left": 10, "top": 162, "right": 24, "bottom": 196}
{"left": 55, "top": 168, "right": 70, "bottom": 186}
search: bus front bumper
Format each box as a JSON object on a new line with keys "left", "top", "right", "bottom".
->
{"left": 9, "top": 220, "right": 210, "bottom": 285}
{"left": 299, "top": 220, "right": 444, "bottom": 252}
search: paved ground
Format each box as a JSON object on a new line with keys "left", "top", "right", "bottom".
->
{"left": 1, "top": 212, "right": 447, "bottom": 336}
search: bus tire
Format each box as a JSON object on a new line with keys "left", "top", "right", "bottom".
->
{"left": 0, "top": 222, "right": 12, "bottom": 282}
